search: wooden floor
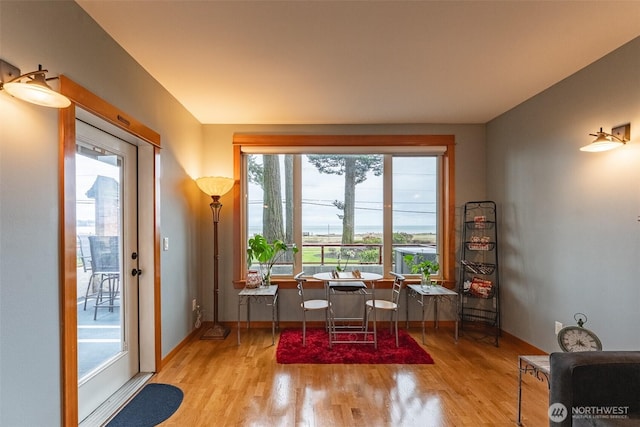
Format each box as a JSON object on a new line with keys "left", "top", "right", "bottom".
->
{"left": 151, "top": 324, "right": 549, "bottom": 427}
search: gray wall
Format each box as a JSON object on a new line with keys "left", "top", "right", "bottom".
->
{"left": 0, "top": 2, "right": 203, "bottom": 425}
{"left": 487, "top": 37, "right": 640, "bottom": 352}
{"left": 5, "top": 0, "right": 636, "bottom": 425}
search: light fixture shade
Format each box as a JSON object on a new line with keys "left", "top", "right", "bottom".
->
{"left": 196, "top": 176, "right": 234, "bottom": 197}
{"left": 580, "top": 135, "right": 624, "bottom": 152}
{"left": 3, "top": 73, "right": 70, "bottom": 108}
{"left": 581, "top": 125, "right": 629, "bottom": 152}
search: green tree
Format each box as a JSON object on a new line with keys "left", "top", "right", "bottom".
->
{"left": 306, "top": 154, "right": 383, "bottom": 244}
{"left": 247, "top": 154, "right": 294, "bottom": 262}
{"left": 261, "top": 155, "right": 284, "bottom": 243}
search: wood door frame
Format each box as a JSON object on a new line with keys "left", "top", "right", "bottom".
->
{"left": 58, "top": 76, "right": 162, "bottom": 426}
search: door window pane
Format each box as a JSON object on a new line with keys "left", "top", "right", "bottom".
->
{"left": 76, "top": 148, "right": 124, "bottom": 381}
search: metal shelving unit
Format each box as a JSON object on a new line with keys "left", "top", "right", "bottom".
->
{"left": 458, "top": 201, "right": 500, "bottom": 346}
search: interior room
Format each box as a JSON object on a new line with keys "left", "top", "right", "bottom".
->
{"left": 1, "top": 1, "right": 639, "bottom": 426}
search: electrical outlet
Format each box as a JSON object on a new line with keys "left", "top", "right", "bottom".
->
{"left": 192, "top": 299, "right": 197, "bottom": 311}
{"left": 555, "top": 321, "right": 563, "bottom": 335}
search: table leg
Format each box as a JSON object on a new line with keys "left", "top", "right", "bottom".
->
{"left": 517, "top": 357, "right": 523, "bottom": 426}
{"left": 421, "top": 294, "right": 426, "bottom": 345}
{"left": 372, "top": 282, "right": 377, "bottom": 349}
{"left": 405, "top": 290, "right": 410, "bottom": 329}
{"left": 328, "top": 305, "right": 333, "bottom": 349}
{"left": 373, "top": 301, "right": 378, "bottom": 349}
{"left": 271, "top": 293, "right": 277, "bottom": 345}
{"left": 434, "top": 297, "right": 439, "bottom": 329}
{"left": 454, "top": 296, "right": 459, "bottom": 341}
{"left": 237, "top": 297, "right": 241, "bottom": 345}
{"left": 326, "top": 282, "right": 334, "bottom": 344}
{"left": 247, "top": 298, "right": 251, "bottom": 330}
{"left": 276, "top": 291, "right": 280, "bottom": 330}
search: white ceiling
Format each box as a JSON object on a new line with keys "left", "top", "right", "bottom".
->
{"left": 76, "top": 1, "right": 640, "bottom": 125}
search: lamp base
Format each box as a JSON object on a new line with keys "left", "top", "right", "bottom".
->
{"left": 200, "top": 323, "right": 230, "bottom": 340}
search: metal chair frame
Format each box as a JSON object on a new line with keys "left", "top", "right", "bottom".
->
{"left": 295, "top": 272, "right": 332, "bottom": 347}
{"left": 365, "top": 272, "right": 405, "bottom": 347}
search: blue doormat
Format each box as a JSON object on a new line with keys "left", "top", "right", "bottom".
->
{"left": 106, "top": 383, "right": 183, "bottom": 427}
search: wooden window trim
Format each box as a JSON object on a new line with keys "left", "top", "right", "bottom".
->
{"left": 232, "top": 134, "right": 455, "bottom": 290}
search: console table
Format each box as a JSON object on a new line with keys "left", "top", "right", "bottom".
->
{"left": 517, "top": 354, "right": 550, "bottom": 426}
{"left": 237, "top": 285, "right": 279, "bottom": 345}
{"left": 405, "top": 284, "right": 458, "bottom": 344}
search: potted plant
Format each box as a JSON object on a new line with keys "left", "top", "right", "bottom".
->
{"left": 246, "top": 234, "right": 298, "bottom": 286}
{"left": 403, "top": 254, "right": 439, "bottom": 287}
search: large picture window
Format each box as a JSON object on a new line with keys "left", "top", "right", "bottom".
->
{"left": 233, "top": 135, "right": 455, "bottom": 288}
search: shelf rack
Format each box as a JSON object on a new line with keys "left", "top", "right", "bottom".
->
{"left": 458, "top": 201, "right": 500, "bottom": 346}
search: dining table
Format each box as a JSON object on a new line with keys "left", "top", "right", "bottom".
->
{"left": 312, "top": 271, "right": 383, "bottom": 348}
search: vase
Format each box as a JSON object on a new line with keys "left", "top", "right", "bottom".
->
{"left": 246, "top": 270, "right": 261, "bottom": 289}
{"left": 421, "top": 274, "right": 432, "bottom": 289}
{"left": 262, "top": 270, "right": 272, "bottom": 287}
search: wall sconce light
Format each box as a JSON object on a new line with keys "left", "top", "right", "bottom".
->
{"left": 0, "top": 59, "right": 70, "bottom": 108}
{"left": 581, "top": 124, "right": 631, "bottom": 152}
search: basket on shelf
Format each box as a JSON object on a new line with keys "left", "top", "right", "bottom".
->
{"left": 461, "top": 260, "right": 496, "bottom": 275}
{"left": 463, "top": 277, "right": 495, "bottom": 299}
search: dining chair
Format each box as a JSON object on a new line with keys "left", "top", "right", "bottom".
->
{"left": 295, "top": 272, "right": 332, "bottom": 347}
{"left": 365, "top": 271, "right": 405, "bottom": 347}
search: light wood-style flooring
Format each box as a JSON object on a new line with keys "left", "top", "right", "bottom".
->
{"left": 151, "top": 325, "right": 549, "bottom": 426}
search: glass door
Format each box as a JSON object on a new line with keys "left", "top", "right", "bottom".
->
{"left": 75, "top": 119, "right": 139, "bottom": 422}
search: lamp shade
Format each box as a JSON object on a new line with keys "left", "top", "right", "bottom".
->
{"left": 580, "top": 139, "right": 623, "bottom": 152}
{"left": 196, "top": 176, "right": 234, "bottom": 197}
{"left": 580, "top": 131, "right": 624, "bottom": 152}
{"left": 3, "top": 75, "right": 70, "bottom": 108}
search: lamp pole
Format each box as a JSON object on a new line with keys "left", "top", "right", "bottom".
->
{"left": 195, "top": 176, "right": 234, "bottom": 340}
{"left": 201, "top": 194, "right": 230, "bottom": 339}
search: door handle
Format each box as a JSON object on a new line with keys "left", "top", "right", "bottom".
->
{"left": 131, "top": 268, "right": 142, "bottom": 276}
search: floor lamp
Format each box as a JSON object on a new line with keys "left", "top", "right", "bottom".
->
{"left": 196, "top": 176, "right": 235, "bottom": 340}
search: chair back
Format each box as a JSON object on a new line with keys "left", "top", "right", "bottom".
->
{"left": 389, "top": 272, "right": 405, "bottom": 305}
{"left": 88, "top": 236, "right": 119, "bottom": 273}
{"left": 77, "top": 235, "right": 93, "bottom": 272}
{"left": 294, "top": 271, "right": 306, "bottom": 302}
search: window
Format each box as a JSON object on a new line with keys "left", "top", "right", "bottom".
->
{"left": 233, "top": 135, "right": 455, "bottom": 287}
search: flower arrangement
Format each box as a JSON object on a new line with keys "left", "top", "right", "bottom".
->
{"left": 335, "top": 250, "right": 355, "bottom": 272}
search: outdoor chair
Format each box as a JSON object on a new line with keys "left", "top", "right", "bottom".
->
{"left": 78, "top": 235, "right": 96, "bottom": 310}
{"left": 88, "top": 236, "right": 120, "bottom": 320}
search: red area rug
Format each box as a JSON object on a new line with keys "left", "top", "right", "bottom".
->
{"left": 276, "top": 328, "right": 434, "bottom": 364}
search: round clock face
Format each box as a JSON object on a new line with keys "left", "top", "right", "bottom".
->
{"left": 557, "top": 326, "right": 602, "bottom": 352}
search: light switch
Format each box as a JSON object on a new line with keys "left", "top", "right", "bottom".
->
{"left": 163, "top": 237, "right": 169, "bottom": 251}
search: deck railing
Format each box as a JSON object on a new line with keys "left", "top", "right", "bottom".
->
{"left": 301, "top": 243, "right": 383, "bottom": 265}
